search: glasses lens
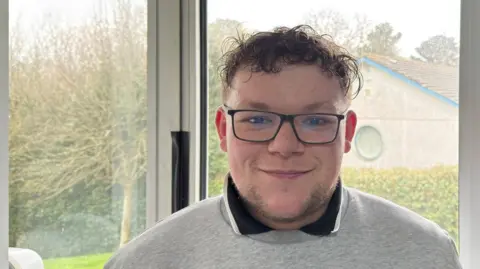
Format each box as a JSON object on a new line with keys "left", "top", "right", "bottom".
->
{"left": 233, "top": 111, "right": 281, "bottom": 141}
{"left": 294, "top": 114, "right": 339, "bottom": 143}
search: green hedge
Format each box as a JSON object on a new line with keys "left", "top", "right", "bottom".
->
{"left": 209, "top": 165, "right": 458, "bottom": 245}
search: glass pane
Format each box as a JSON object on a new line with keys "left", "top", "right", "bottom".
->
{"left": 9, "top": 0, "right": 148, "bottom": 267}
{"left": 207, "top": 0, "right": 459, "bottom": 247}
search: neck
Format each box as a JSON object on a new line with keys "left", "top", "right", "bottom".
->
{"left": 248, "top": 203, "right": 330, "bottom": 230}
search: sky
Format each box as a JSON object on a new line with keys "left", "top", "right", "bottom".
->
{"left": 9, "top": 0, "right": 461, "bottom": 57}
{"left": 207, "top": 0, "right": 461, "bottom": 56}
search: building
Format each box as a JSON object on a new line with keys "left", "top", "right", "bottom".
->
{"left": 344, "top": 54, "right": 459, "bottom": 169}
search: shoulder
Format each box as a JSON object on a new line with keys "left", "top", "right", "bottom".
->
{"left": 103, "top": 195, "right": 223, "bottom": 269}
{"left": 344, "top": 187, "right": 461, "bottom": 267}
{"left": 345, "top": 186, "right": 450, "bottom": 237}
{"left": 345, "top": 187, "right": 441, "bottom": 230}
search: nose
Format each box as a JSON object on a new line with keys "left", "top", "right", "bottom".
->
{"left": 267, "top": 121, "right": 304, "bottom": 156}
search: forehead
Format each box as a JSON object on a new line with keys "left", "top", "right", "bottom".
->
{"left": 228, "top": 65, "right": 346, "bottom": 112}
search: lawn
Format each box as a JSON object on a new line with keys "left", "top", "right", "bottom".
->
{"left": 42, "top": 253, "right": 113, "bottom": 269}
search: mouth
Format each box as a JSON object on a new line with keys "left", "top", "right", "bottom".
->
{"left": 260, "top": 169, "right": 313, "bottom": 179}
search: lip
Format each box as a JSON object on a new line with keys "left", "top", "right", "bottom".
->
{"left": 260, "top": 169, "right": 312, "bottom": 179}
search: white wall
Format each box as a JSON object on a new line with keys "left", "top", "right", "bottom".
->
{"left": 343, "top": 65, "right": 459, "bottom": 169}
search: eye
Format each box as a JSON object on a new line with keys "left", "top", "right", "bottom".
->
{"left": 248, "top": 116, "right": 272, "bottom": 124}
{"left": 303, "top": 116, "right": 328, "bottom": 126}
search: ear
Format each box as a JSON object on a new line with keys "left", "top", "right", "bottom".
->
{"left": 344, "top": 110, "right": 357, "bottom": 153}
{"left": 215, "top": 107, "right": 228, "bottom": 152}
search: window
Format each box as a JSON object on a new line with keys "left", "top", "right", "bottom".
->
{"left": 8, "top": 0, "right": 147, "bottom": 267}
{"left": 354, "top": 125, "right": 383, "bottom": 161}
{"left": 206, "top": 0, "right": 460, "bottom": 249}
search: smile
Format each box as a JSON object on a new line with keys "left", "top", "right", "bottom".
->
{"left": 260, "top": 169, "right": 312, "bottom": 179}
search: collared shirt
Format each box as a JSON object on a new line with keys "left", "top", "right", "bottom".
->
{"left": 222, "top": 173, "right": 344, "bottom": 236}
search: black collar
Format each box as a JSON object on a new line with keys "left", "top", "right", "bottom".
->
{"left": 224, "top": 175, "right": 343, "bottom": 235}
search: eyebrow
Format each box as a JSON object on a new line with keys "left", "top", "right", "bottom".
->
{"left": 240, "top": 101, "right": 333, "bottom": 112}
{"left": 242, "top": 101, "right": 271, "bottom": 110}
{"left": 303, "top": 102, "right": 333, "bottom": 112}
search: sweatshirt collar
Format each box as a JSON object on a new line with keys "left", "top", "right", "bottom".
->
{"left": 222, "top": 173, "right": 344, "bottom": 236}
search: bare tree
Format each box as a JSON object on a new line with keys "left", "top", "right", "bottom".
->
{"left": 9, "top": 0, "right": 147, "bottom": 248}
{"left": 303, "top": 9, "right": 372, "bottom": 55}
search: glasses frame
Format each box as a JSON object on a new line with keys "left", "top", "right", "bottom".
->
{"left": 223, "top": 104, "right": 345, "bottom": 145}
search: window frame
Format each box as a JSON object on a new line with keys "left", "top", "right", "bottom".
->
{"left": 458, "top": 0, "right": 480, "bottom": 267}
{"left": 147, "top": 0, "right": 184, "bottom": 226}
{"left": 181, "top": 0, "right": 203, "bottom": 205}
{"left": 147, "top": 0, "right": 178, "bottom": 228}
{"left": 182, "top": 0, "right": 207, "bottom": 201}
{"left": 354, "top": 125, "right": 384, "bottom": 161}
{"left": 199, "top": 0, "right": 208, "bottom": 200}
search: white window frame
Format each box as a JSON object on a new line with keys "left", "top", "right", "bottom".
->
{"left": 146, "top": 0, "right": 182, "bottom": 228}
{"left": 458, "top": 0, "right": 480, "bottom": 268}
{"left": 148, "top": 0, "right": 201, "bottom": 222}
{"left": 180, "top": 0, "right": 202, "bottom": 205}
{"left": 148, "top": 0, "right": 201, "bottom": 226}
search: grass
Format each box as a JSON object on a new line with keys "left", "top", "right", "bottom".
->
{"left": 42, "top": 253, "right": 113, "bottom": 269}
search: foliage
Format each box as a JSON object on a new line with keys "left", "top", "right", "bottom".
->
{"left": 303, "top": 9, "right": 371, "bottom": 55}
{"left": 415, "top": 35, "right": 459, "bottom": 66}
{"left": 303, "top": 10, "right": 404, "bottom": 58}
{"left": 360, "top": 22, "right": 402, "bottom": 56}
{"left": 9, "top": 0, "right": 147, "bottom": 257}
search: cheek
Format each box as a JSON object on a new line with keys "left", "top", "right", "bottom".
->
{"left": 226, "top": 139, "right": 265, "bottom": 192}
{"left": 227, "top": 137, "right": 261, "bottom": 171}
{"left": 311, "top": 141, "right": 344, "bottom": 168}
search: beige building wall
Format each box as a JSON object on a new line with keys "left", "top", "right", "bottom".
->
{"left": 343, "top": 65, "right": 459, "bottom": 169}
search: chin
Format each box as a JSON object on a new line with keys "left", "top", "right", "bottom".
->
{"left": 262, "top": 195, "right": 307, "bottom": 219}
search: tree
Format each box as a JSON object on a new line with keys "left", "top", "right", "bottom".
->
{"left": 415, "top": 35, "right": 459, "bottom": 66}
{"left": 9, "top": 0, "right": 147, "bottom": 250}
{"left": 360, "top": 22, "right": 402, "bottom": 56}
{"left": 303, "top": 9, "right": 371, "bottom": 55}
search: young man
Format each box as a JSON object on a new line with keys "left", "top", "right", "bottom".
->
{"left": 104, "top": 25, "right": 462, "bottom": 269}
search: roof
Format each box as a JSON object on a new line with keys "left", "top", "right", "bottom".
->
{"left": 358, "top": 54, "right": 459, "bottom": 107}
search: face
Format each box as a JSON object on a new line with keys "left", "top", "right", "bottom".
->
{"left": 215, "top": 64, "right": 357, "bottom": 229}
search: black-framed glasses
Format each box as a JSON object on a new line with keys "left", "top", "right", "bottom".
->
{"left": 223, "top": 104, "right": 345, "bottom": 144}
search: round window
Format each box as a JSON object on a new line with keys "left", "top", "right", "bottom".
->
{"left": 354, "top": 126, "right": 383, "bottom": 161}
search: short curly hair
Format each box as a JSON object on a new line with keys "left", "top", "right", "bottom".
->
{"left": 218, "top": 24, "right": 363, "bottom": 103}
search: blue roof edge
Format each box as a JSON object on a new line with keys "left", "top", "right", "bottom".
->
{"left": 358, "top": 57, "right": 459, "bottom": 108}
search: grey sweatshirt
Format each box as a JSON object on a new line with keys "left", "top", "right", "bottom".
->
{"left": 104, "top": 186, "right": 462, "bottom": 269}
